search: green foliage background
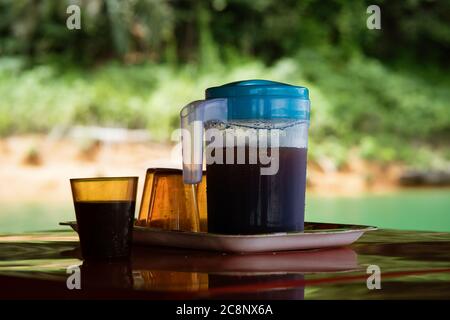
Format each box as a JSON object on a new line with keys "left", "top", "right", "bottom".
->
{"left": 0, "top": 0, "right": 449, "bottom": 168}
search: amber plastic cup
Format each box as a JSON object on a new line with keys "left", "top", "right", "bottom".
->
{"left": 70, "top": 177, "right": 138, "bottom": 260}
{"left": 137, "top": 168, "right": 207, "bottom": 232}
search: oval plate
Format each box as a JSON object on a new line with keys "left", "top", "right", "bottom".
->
{"left": 59, "top": 221, "right": 377, "bottom": 253}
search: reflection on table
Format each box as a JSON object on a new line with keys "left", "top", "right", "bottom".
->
{"left": 2, "top": 229, "right": 450, "bottom": 299}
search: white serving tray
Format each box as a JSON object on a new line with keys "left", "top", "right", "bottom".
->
{"left": 60, "top": 221, "right": 376, "bottom": 253}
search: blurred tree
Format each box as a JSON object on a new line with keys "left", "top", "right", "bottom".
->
{"left": 0, "top": 0, "right": 175, "bottom": 64}
{"left": 0, "top": 0, "right": 448, "bottom": 67}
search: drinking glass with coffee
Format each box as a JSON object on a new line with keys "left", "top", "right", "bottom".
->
{"left": 70, "top": 177, "right": 138, "bottom": 260}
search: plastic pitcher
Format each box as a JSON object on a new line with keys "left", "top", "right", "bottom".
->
{"left": 180, "top": 80, "right": 310, "bottom": 234}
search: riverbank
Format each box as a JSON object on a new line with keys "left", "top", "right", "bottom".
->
{"left": 0, "top": 134, "right": 447, "bottom": 203}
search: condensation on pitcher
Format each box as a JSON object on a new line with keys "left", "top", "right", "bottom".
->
{"left": 205, "top": 119, "right": 307, "bottom": 130}
{"left": 204, "top": 120, "right": 308, "bottom": 149}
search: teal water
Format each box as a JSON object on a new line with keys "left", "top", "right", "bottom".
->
{"left": 307, "top": 189, "right": 450, "bottom": 232}
{"left": 0, "top": 190, "right": 449, "bottom": 234}
{"left": 0, "top": 203, "right": 73, "bottom": 234}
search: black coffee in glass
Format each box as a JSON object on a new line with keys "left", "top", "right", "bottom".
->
{"left": 74, "top": 200, "right": 135, "bottom": 260}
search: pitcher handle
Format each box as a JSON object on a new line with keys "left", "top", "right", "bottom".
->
{"left": 180, "top": 98, "right": 227, "bottom": 184}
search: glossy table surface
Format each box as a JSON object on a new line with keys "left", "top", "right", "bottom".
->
{"left": 1, "top": 228, "right": 450, "bottom": 299}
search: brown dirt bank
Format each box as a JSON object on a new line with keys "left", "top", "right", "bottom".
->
{"left": 0, "top": 135, "right": 424, "bottom": 203}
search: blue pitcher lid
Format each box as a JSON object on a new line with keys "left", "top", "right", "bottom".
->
{"left": 205, "top": 80, "right": 310, "bottom": 120}
{"left": 206, "top": 79, "right": 309, "bottom": 100}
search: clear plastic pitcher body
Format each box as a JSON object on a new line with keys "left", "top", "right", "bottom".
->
{"left": 180, "top": 80, "right": 311, "bottom": 234}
